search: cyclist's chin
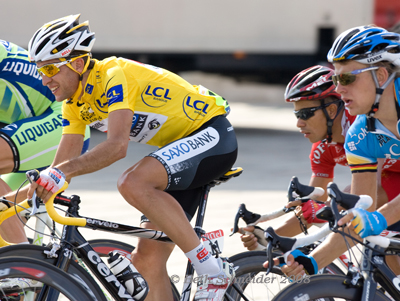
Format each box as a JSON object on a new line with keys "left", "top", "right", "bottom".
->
{"left": 306, "top": 134, "right": 320, "bottom": 144}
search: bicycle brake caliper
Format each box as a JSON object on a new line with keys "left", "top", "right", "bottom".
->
{"left": 44, "top": 242, "right": 60, "bottom": 258}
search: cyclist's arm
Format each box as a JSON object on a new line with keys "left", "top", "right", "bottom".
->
{"left": 351, "top": 172, "right": 377, "bottom": 210}
{"left": 52, "top": 134, "right": 85, "bottom": 177}
{"left": 308, "top": 176, "right": 331, "bottom": 202}
{"left": 56, "top": 109, "right": 133, "bottom": 179}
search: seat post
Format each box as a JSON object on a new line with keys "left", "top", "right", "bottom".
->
{"left": 193, "top": 183, "right": 214, "bottom": 239}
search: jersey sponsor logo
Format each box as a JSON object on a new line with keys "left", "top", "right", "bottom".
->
{"left": 141, "top": 84, "right": 171, "bottom": 108}
{"left": 148, "top": 119, "right": 160, "bottom": 130}
{"left": 130, "top": 114, "right": 148, "bottom": 137}
{"left": 377, "top": 134, "right": 391, "bottom": 147}
{"left": 107, "top": 84, "right": 123, "bottom": 105}
{"left": 89, "top": 118, "right": 108, "bottom": 132}
{"left": 0, "top": 40, "right": 11, "bottom": 51}
{"left": 390, "top": 144, "right": 400, "bottom": 156}
{"left": 312, "top": 143, "right": 326, "bottom": 164}
{"left": 333, "top": 154, "right": 347, "bottom": 164}
{"left": 80, "top": 106, "right": 102, "bottom": 123}
{"left": 95, "top": 93, "right": 108, "bottom": 114}
{"left": 3, "top": 115, "right": 63, "bottom": 146}
{"left": 2, "top": 60, "right": 40, "bottom": 78}
{"left": 182, "top": 95, "right": 210, "bottom": 121}
{"left": 315, "top": 173, "right": 329, "bottom": 178}
{"left": 128, "top": 112, "right": 167, "bottom": 143}
{"left": 77, "top": 101, "right": 85, "bottom": 107}
{"left": 155, "top": 128, "right": 220, "bottom": 169}
{"left": 85, "top": 84, "right": 94, "bottom": 94}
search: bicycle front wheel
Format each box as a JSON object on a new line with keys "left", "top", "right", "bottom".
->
{"left": 0, "top": 256, "right": 94, "bottom": 300}
{"left": 226, "top": 251, "right": 345, "bottom": 301}
{"left": 271, "top": 274, "right": 391, "bottom": 301}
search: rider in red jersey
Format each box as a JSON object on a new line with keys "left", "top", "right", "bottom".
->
{"left": 241, "top": 65, "right": 400, "bottom": 250}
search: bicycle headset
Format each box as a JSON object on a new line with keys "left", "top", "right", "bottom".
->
{"left": 327, "top": 25, "right": 400, "bottom": 131}
{"left": 285, "top": 65, "right": 344, "bottom": 143}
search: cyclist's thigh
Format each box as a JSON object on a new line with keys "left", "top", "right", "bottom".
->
{"left": 149, "top": 115, "right": 238, "bottom": 191}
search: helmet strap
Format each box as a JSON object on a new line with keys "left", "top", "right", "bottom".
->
{"left": 366, "top": 70, "right": 397, "bottom": 131}
{"left": 321, "top": 99, "right": 344, "bottom": 144}
{"left": 66, "top": 56, "right": 94, "bottom": 103}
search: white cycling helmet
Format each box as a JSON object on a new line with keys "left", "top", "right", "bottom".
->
{"left": 28, "top": 14, "right": 95, "bottom": 62}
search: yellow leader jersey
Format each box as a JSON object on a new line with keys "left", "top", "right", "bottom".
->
{"left": 62, "top": 57, "right": 230, "bottom": 147}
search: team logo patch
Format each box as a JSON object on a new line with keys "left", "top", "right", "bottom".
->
{"left": 85, "top": 84, "right": 94, "bottom": 94}
{"left": 182, "top": 95, "right": 210, "bottom": 121}
{"left": 107, "top": 85, "right": 123, "bottom": 105}
{"left": 141, "top": 84, "right": 171, "bottom": 108}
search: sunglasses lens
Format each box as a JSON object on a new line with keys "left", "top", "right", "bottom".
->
{"left": 294, "top": 108, "right": 314, "bottom": 120}
{"left": 332, "top": 73, "right": 356, "bottom": 86}
{"left": 37, "top": 64, "right": 60, "bottom": 77}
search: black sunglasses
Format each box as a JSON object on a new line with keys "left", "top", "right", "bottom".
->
{"left": 294, "top": 104, "right": 330, "bottom": 120}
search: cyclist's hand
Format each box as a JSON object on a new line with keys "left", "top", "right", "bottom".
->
{"left": 301, "top": 200, "right": 327, "bottom": 224}
{"left": 239, "top": 226, "right": 259, "bottom": 251}
{"left": 349, "top": 209, "right": 387, "bottom": 238}
{"left": 270, "top": 251, "right": 318, "bottom": 279}
{"left": 27, "top": 167, "right": 66, "bottom": 203}
{"left": 285, "top": 199, "right": 302, "bottom": 208}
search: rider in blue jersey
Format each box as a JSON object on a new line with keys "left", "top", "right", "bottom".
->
{"left": 276, "top": 25, "right": 400, "bottom": 278}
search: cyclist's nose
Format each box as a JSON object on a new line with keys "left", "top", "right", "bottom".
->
{"left": 41, "top": 74, "right": 52, "bottom": 86}
{"left": 296, "top": 117, "right": 306, "bottom": 128}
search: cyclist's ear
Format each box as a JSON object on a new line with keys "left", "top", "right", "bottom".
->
{"left": 376, "top": 66, "right": 389, "bottom": 86}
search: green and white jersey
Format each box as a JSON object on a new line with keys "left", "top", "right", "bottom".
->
{"left": 0, "top": 40, "right": 55, "bottom": 124}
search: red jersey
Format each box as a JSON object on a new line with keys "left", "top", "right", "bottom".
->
{"left": 309, "top": 109, "right": 400, "bottom": 201}
{"left": 310, "top": 110, "right": 355, "bottom": 178}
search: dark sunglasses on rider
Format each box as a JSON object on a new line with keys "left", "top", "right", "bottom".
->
{"left": 294, "top": 104, "right": 330, "bottom": 120}
{"left": 331, "top": 66, "right": 379, "bottom": 86}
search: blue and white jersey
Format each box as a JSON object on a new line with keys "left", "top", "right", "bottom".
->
{"left": 344, "top": 78, "right": 400, "bottom": 173}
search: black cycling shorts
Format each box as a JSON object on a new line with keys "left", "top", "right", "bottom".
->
{"left": 141, "top": 115, "right": 238, "bottom": 223}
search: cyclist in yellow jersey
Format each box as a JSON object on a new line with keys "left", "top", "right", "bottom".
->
{"left": 25, "top": 15, "right": 237, "bottom": 301}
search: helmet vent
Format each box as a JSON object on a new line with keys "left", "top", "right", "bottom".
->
{"left": 80, "top": 36, "right": 94, "bottom": 47}
{"left": 36, "top": 37, "right": 51, "bottom": 56}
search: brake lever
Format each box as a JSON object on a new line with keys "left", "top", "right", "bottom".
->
{"left": 230, "top": 203, "right": 261, "bottom": 236}
{"left": 26, "top": 170, "right": 40, "bottom": 217}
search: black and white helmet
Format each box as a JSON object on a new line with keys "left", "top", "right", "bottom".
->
{"left": 28, "top": 14, "right": 95, "bottom": 62}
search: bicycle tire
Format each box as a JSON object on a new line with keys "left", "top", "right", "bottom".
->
{"left": 0, "top": 244, "right": 107, "bottom": 301}
{"left": 271, "top": 274, "right": 391, "bottom": 301}
{"left": 0, "top": 256, "right": 94, "bottom": 300}
{"left": 225, "top": 251, "right": 345, "bottom": 301}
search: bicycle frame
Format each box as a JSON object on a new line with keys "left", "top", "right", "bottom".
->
{"left": 31, "top": 167, "right": 244, "bottom": 301}
{"left": 265, "top": 182, "right": 400, "bottom": 301}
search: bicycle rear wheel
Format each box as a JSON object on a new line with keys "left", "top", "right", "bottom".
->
{"left": 0, "top": 256, "right": 94, "bottom": 300}
{"left": 226, "top": 251, "right": 345, "bottom": 301}
{"left": 271, "top": 274, "right": 391, "bottom": 301}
